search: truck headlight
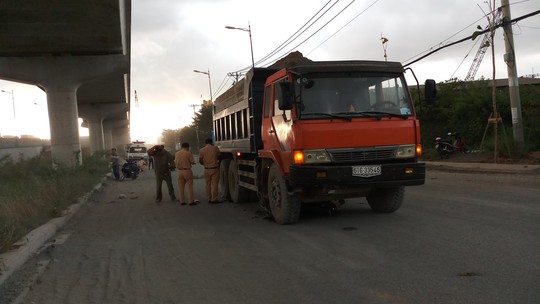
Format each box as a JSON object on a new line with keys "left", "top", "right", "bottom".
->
{"left": 396, "top": 144, "right": 416, "bottom": 158}
{"left": 294, "top": 149, "right": 331, "bottom": 165}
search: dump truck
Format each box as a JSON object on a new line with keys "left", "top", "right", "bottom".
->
{"left": 214, "top": 60, "right": 428, "bottom": 224}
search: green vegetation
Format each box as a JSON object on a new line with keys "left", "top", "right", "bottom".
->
{"left": 161, "top": 103, "right": 213, "bottom": 153}
{"left": 412, "top": 79, "right": 540, "bottom": 158}
{"left": 0, "top": 152, "right": 108, "bottom": 253}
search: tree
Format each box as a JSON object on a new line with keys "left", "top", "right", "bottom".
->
{"left": 160, "top": 101, "right": 213, "bottom": 153}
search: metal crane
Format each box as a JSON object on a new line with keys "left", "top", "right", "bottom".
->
{"left": 464, "top": 8, "right": 502, "bottom": 81}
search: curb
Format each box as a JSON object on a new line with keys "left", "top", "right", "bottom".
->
{"left": 0, "top": 176, "right": 107, "bottom": 288}
{"left": 425, "top": 161, "right": 540, "bottom": 175}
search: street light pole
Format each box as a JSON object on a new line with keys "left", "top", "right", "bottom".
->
{"left": 193, "top": 68, "right": 215, "bottom": 143}
{"left": 1, "top": 89, "right": 15, "bottom": 118}
{"left": 193, "top": 69, "right": 213, "bottom": 104}
{"left": 225, "top": 23, "right": 255, "bottom": 69}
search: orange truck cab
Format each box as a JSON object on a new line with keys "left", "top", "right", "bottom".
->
{"left": 214, "top": 60, "right": 426, "bottom": 224}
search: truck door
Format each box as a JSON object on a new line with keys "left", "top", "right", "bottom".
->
{"left": 262, "top": 79, "right": 293, "bottom": 173}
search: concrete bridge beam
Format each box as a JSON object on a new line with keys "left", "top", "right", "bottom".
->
{"left": 0, "top": 55, "right": 129, "bottom": 167}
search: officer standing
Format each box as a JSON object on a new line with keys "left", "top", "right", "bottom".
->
{"left": 198, "top": 138, "right": 221, "bottom": 204}
{"left": 147, "top": 145, "right": 176, "bottom": 204}
{"left": 175, "top": 142, "right": 196, "bottom": 206}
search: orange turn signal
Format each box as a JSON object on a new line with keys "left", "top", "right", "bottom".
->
{"left": 293, "top": 150, "right": 304, "bottom": 165}
{"left": 416, "top": 145, "right": 422, "bottom": 156}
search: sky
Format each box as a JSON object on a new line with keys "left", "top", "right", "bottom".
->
{"left": 1, "top": 0, "right": 539, "bottom": 143}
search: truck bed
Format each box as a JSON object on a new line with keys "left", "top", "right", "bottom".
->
{"left": 213, "top": 67, "right": 279, "bottom": 153}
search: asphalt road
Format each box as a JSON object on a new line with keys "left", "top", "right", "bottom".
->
{"left": 1, "top": 168, "right": 539, "bottom": 304}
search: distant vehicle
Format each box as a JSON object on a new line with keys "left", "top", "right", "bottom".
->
{"left": 126, "top": 141, "right": 148, "bottom": 161}
{"left": 213, "top": 60, "right": 432, "bottom": 224}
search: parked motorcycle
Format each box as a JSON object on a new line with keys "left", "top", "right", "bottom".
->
{"left": 120, "top": 159, "right": 140, "bottom": 180}
{"left": 435, "top": 132, "right": 469, "bottom": 159}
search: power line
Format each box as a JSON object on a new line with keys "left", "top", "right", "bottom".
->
{"left": 230, "top": 0, "right": 361, "bottom": 73}
{"left": 230, "top": 0, "right": 340, "bottom": 74}
{"left": 267, "top": 0, "right": 357, "bottom": 67}
{"left": 255, "top": 0, "right": 339, "bottom": 67}
{"left": 403, "top": 9, "right": 540, "bottom": 68}
{"left": 403, "top": 13, "right": 488, "bottom": 65}
{"left": 306, "top": 0, "right": 382, "bottom": 57}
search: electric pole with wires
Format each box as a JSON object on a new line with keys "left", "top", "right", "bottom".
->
{"left": 501, "top": 0, "right": 524, "bottom": 150}
{"left": 189, "top": 103, "right": 201, "bottom": 146}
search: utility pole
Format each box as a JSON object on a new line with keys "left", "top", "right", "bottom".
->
{"left": 134, "top": 90, "right": 139, "bottom": 108}
{"left": 501, "top": 0, "right": 524, "bottom": 150}
{"left": 188, "top": 103, "right": 201, "bottom": 146}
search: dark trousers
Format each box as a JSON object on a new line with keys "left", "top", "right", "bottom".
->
{"left": 155, "top": 170, "right": 175, "bottom": 200}
{"left": 112, "top": 165, "right": 120, "bottom": 180}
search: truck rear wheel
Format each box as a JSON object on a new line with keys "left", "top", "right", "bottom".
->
{"left": 219, "top": 159, "right": 231, "bottom": 201}
{"left": 366, "top": 187, "right": 404, "bottom": 213}
{"left": 228, "top": 159, "right": 250, "bottom": 203}
{"left": 267, "top": 164, "right": 301, "bottom": 224}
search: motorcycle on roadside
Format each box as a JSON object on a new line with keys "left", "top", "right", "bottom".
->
{"left": 435, "top": 132, "right": 469, "bottom": 159}
{"left": 120, "top": 159, "right": 141, "bottom": 180}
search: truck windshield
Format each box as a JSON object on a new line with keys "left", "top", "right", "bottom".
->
{"left": 294, "top": 73, "right": 413, "bottom": 119}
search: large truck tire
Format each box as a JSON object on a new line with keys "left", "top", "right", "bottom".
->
{"left": 228, "top": 159, "right": 250, "bottom": 203}
{"left": 267, "top": 164, "right": 301, "bottom": 224}
{"left": 366, "top": 187, "right": 404, "bottom": 213}
{"left": 219, "top": 159, "right": 231, "bottom": 201}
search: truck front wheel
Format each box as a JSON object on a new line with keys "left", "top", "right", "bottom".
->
{"left": 267, "top": 164, "right": 301, "bottom": 224}
{"left": 366, "top": 187, "right": 404, "bottom": 213}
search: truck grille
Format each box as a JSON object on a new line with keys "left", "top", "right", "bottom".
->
{"left": 328, "top": 147, "right": 396, "bottom": 163}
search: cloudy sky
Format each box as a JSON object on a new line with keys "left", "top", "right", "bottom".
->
{"left": 1, "top": 0, "right": 539, "bottom": 142}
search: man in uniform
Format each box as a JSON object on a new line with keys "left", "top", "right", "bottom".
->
{"left": 174, "top": 142, "right": 196, "bottom": 206}
{"left": 198, "top": 138, "right": 221, "bottom": 204}
{"left": 147, "top": 145, "right": 176, "bottom": 204}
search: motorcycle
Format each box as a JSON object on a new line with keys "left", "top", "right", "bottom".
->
{"left": 435, "top": 132, "right": 469, "bottom": 159}
{"left": 120, "top": 159, "right": 140, "bottom": 180}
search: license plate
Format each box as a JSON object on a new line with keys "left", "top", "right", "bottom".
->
{"left": 352, "top": 165, "right": 381, "bottom": 178}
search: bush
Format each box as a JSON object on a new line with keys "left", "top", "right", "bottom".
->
{"left": 0, "top": 152, "right": 108, "bottom": 253}
{"left": 414, "top": 79, "right": 540, "bottom": 153}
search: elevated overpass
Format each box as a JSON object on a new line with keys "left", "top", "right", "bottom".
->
{"left": 0, "top": 0, "right": 131, "bottom": 166}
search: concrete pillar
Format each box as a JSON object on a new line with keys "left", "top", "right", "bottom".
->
{"left": 79, "top": 103, "right": 128, "bottom": 155}
{"left": 0, "top": 55, "right": 129, "bottom": 167}
{"left": 88, "top": 118, "right": 105, "bottom": 154}
{"left": 46, "top": 87, "right": 82, "bottom": 167}
{"left": 103, "top": 128, "right": 113, "bottom": 150}
{"left": 113, "top": 125, "right": 131, "bottom": 157}
{"left": 103, "top": 119, "right": 129, "bottom": 150}
{"left": 115, "top": 126, "right": 130, "bottom": 145}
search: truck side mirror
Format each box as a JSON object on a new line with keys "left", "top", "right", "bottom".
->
{"left": 278, "top": 82, "right": 294, "bottom": 110}
{"left": 424, "top": 79, "right": 437, "bottom": 104}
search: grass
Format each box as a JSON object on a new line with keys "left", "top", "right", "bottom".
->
{"left": 0, "top": 152, "right": 108, "bottom": 253}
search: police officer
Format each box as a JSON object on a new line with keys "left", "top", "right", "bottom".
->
{"left": 174, "top": 142, "right": 196, "bottom": 206}
{"left": 147, "top": 145, "right": 176, "bottom": 204}
{"left": 198, "top": 138, "right": 221, "bottom": 204}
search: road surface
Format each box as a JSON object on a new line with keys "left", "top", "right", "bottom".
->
{"left": 1, "top": 168, "right": 539, "bottom": 304}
